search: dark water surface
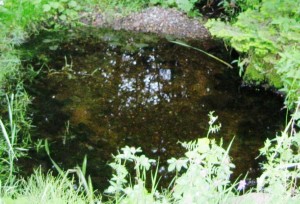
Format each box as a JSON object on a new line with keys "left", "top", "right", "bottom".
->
{"left": 22, "top": 28, "right": 285, "bottom": 190}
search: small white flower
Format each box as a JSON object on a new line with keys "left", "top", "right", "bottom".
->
{"left": 237, "top": 180, "right": 247, "bottom": 191}
{"left": 116, "top": 146, "right": 142, "bottom": 160}
{"left": 136, "top": 155, "right": 155, "bottom": 170}
{"left": 0, "top": 0, "right": 4, "bottom": 6}
{"left": 167, "top": 157, "right": 188, "bottom": 172}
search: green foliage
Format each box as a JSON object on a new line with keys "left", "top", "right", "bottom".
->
{"left": 1, "top": 169, "right": 93, "bottom": 204}
{"left": 104, "top": 112, "right": 237, "bottom": 203}
{"left": 150, "top": 0, "right": 200, "bottom": 16}
{"left": 167, "top": 139, "right": 235, "bottom": 202}
{"left": 0, "top": 0, "right": 43, "bottom": 32}
{"left": 0, "top": 95, "right": 30, "bottom": 184}
{"left": 206, "top": 0, "right": 300, "bottom": 109}
{"left": 257, "top": 99, "right": 300, "bottom": 202}
{"left": 105, "top": 146, "right": 159, "bottom": 203}
{"left": 216, "top": 0, "right": 245, "bottom": 19}
{"left": 0, "top": 144, "right": 99, "bottom": 203}
{"left": 0, "top": 0, "right": 89, "bottom": 88}
{"left": 0, "top": 52, "right": 20, "bottom": 87}
{"left": 97, "top": 0, "right": 150, "bottom": 16}
{"left": 0, "top": 1, "right": 98, "bottom": 191}
{"left": 44, "top": 143, "right": 97, "bottom": 203}
{"left": 42, "top": 0, "right": 82, "bottom": 29}
{"left": 98, "top": 0, "right": 200, "bottom": 16}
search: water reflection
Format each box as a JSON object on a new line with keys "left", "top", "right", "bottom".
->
{"left": 24, "top": 30, "right": 285, "bottom": 190}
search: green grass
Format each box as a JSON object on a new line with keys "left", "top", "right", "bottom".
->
{"left": 0, "top": 94, "right": 30, "bottom": 182}
{"left": 1, "top": 170, "right": 93, "bottom": 204}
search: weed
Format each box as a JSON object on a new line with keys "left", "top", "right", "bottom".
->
{"left": 257, "top": 98, "right": 300, "bottom": 199}
{"left": 42, "top": 0, "right": 83, "bottom": 29}
{"left": 1, "top": 169, "right": 95, "bottom": 204}
{"left": 150, "top": 0, "right": 200, "bottom": 17}
{"left": 104, "top": 112, "right": 237, "bottom": 203}
{"left": 0, "top": 95, "right": 29, "bottom": 184}
{"left": 43, "top": 140, "right": 100, "bottom": 203}
{"left": 97, "top": 0, "right": 150, "bottom": 17}
{"left": 206, "top": 0, "right": 300, "bottom": 109}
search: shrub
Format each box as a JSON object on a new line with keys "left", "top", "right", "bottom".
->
{"left": 205, "top": 0, "right": 300, "bottom": 109}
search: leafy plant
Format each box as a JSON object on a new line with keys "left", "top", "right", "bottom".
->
{"left": 150, "top": 0, "right": 200, "bottom": 16}
{"left": 0, "top": 95, "right": 29, "bottom": 184}
{"left": 104, "top": 112, "right": 239, "bottom": 203}
{"left": 256, "top": 99, "right": 300, "bottom": 201}
{"left": 217, "top": 0, "right": 244, "bottom": 19}
{"left": 166, "top": 111, "right": 236, "bottom": 203}
{"left": 97, "top": 0, "right": 150, "bottom": 16}
{"left": 206, "top": 0, "right": 300, "bottom": 109}
{"left": 42, "top": 0, "right": 82, "bottom": 29}
{"left": 105, "top": 146, "right": 159, "bottom": 203}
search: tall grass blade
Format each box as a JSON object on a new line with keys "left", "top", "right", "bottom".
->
{"left": 6, "top": 94, "right": 14, "bottom": 132}
{"left": 223, "top": 136, "right": 235, "bottom": 163}
{"left": 82, "top": 155, "right": 87, "bottom": 176}
{"left": 0, "top": 119, "right": 15, "bottom": 159}
{"left": 44, "top": 139, "right": 64, "bottom": 176}
{"left": 73, "top": 166, "right": 95, "bottom": 203}
{"left": 170, "top": 40, "right": 233, "bottom": 68}
{"left": 88, "top": 176, "right": 94, "bottom": 197}
{"left": 151, "top": 160, "right": 160, "bottom": 194}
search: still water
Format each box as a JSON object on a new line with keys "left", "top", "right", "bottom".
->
{"left": 22, "top": 28, "right": 285, "bottom": 190}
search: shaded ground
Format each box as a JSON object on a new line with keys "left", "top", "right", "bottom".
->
{"left": 84, "top": 7, "right": 211, "bottom": 39}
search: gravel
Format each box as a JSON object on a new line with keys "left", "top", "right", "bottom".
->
{"left": 87, "top": 7, "right": 211, "bottom": 39}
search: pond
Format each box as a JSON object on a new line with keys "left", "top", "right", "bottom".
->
{"left": 21, "top": 28, "right": 285, "bottom": 191}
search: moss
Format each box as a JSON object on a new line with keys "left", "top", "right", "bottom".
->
{"left": 243, "top": 66, "right": 265, "bottom": 85}
{"left": 266, "top": 71, "right": 283, "bottom": 88}
{"left": 244, "top": 63, "right": 283, "bottom": 88}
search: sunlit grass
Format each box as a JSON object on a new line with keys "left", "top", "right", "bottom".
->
{"left": 0, "top": 94, "right": 29, "bottom": 183}
{"left": 1, "top": 170, "right": 92, "bottom": 204}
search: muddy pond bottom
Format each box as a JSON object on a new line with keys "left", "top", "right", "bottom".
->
{"left": 23, "top": 28, "right": 285, "bottom": 190}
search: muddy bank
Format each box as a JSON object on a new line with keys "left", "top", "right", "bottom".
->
{"left": 84, "top": 7, "right": 211, "bottom": 39}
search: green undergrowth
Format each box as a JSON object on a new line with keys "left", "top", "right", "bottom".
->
{"left": 0, "top": 0, "right": 98, "bottom": 192}
{"left": 97, "top": 0, "right": 149, "bottom": 15}
{"left": 0, "top": 0, "right": 89, "bottom": 86}
{"left": 96, "top": 0, "right": 201, "bottom": 17}
{"left": 206, "top": 0, "right": 300, "bottom": 109}
{"left": 150, "top": 0, "right": 200, "bottom": 16}
{"left": 96, "top": 0, "right": 246, "bottom": 18}
{"left": 1, "top": 169, "right": 98, "bottom": 204}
